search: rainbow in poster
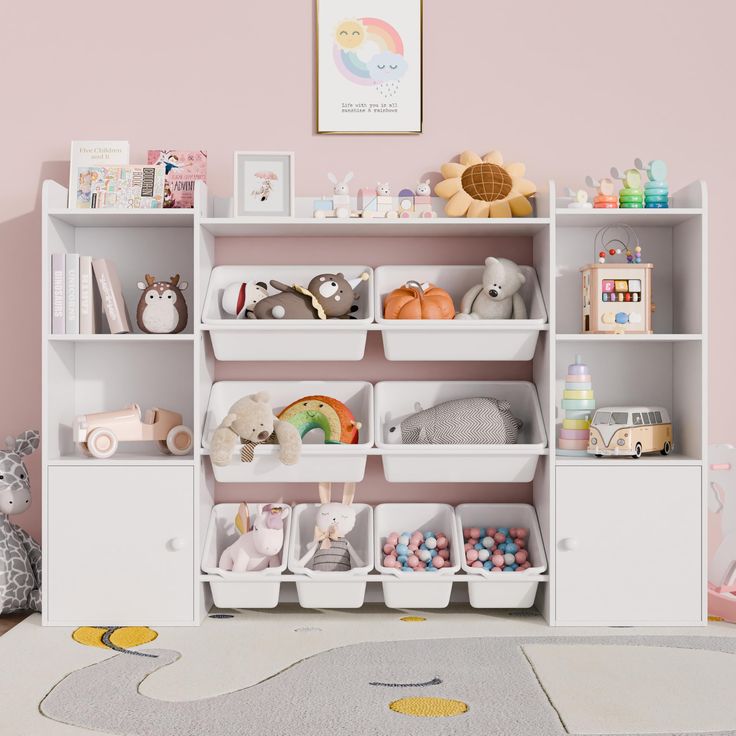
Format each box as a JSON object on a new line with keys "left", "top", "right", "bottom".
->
{"left": 333, "top": 17, "right": 408, "bottom": 98}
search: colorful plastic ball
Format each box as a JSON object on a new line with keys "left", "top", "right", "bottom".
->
{"left": 425, "top": 537, "right": 437, "bottom": 550}
{"left": 424, "top": 531, "right": 435, "bottom": 539}
{"left": 419, "top": 549, "right": 432, "bottom": 562}
{"left": 398, "top": 535, "right": 410, "bottom": 546}
{"left": 515, "top": 528, "right": 528, "bottom": 539}
{"left": 498, "top": 527, "right": 509, "bottom": 535}
{"left": 396, "top": 543, "right": 409, "bottom": 556}
{"left": 471, "top": 561, "right": 483, "bottom": 568}
{"left": 486, "top": 528, "right": 496, "bottom": 537}
{"left": 462, "top": 528, "right": 471, "bottom": 539}
{"left": 494, "top": 532, "right": 506, "bottom": 544}
{"left": 609, "top": 248, "right": 616, "bottom": 256}
{"left": 433, "top": 556, "right": 446, "bottom": 569}
{"left": 438, "top": 549, "right": 450, "bottom": 560}
{"left": 407, "top": 555, "right": 419, "bottom": 568}
{"left": 491, "top": 554, "right": 505, "bottom": 567}
{"left": 474, "top": 543, "right": 483, "bottom": 551}
{"left": 504, "top": 553, "right": 516, "bottom": 566}
{"left": 426, "top": 566, "right": 438, "bottom": 572}
{"left": 469, "top": 528, "right": 481, "bottom": 539}
{"left": 466, "top": 549, "right": 479, "bottom": 562}
{"left": 491, "top": 567, "right": 502, "bottom": 572}
{"left": 397, "top": 555, "right": 408, "bottom": 564}
{"left": 436, "top": 536, "right": 448, "bottom": 550}
{"left": 515, "top": 550, "right": 528, "bottom": 564}
{"left": 478, "top": 528, "right": 486, "bottom": 537}
{"left": 387, "top": 533, "right": 399, "bottom": 546}
{"left": 384, "top": 554, "right": 397, "bottom": 567}
{"left": 483, "top": 561, "right": 492, "bottom": 570}
{"left": 505, "top": 543, "right": 518, "bottom": 554}
{"left": 383, "top": 543, "right": 396, "bottom": 555}
{"left": 599, "top": 251, "right": 605, "bottom": 258}
{"left": 408, "top": 544, "right": 418, "bottom": 553}
{"left": 478, "top": 549, "right": 490, "bottom": 562}
{"left": 481, "top": 536, "right": 494, "bottom": 548}
{"left": 502, "top": 567, "right": 514, "bottom": 572}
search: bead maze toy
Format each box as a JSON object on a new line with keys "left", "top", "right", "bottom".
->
{"left": 708, "top": 445, "right": 736, "bottom": 623}
{"left": 558, "top": 354, "right": 595, "bottom": 456}
{"left": 581, "top": 225, "right": 653, "bottom": 334}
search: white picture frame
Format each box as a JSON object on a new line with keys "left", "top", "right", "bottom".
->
{"left": 316, "top": 0, "right": 423, "bottom": 134}
{"left": 233, "top": 151, "right": 295, "bottom": 218}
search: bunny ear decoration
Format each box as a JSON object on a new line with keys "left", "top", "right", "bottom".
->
{"left": 318, "top": 482, "right": 332, "bottom": 504}
{"left": 327, "top": 173, "right": 338, "bottom": 184}
{"left": 342, "top": 482, "right": 356, "bottom": 506}
{"left": 344, "top": 171, "right": 354, "bottom": 183}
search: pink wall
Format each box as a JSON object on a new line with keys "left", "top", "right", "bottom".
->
{"left": 2, "top": 1, "right": 733, "bottom": 541}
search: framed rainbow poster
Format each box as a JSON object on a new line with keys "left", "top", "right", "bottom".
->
{"left": 316, "top": 0, "right": 423, "bottom": 134}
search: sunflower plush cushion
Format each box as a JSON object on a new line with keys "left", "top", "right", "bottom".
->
{"left": 435, "top": 150, "right": 536, "bottom": 218}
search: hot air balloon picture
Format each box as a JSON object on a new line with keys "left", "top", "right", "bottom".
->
{"left": 316, "top": 0, "right": 423, "bottom": 134}
{"left": 233, "top": 151, "right": 295, "bottom": 218}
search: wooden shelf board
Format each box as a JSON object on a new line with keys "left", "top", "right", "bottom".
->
{"left": 555, "top": 453, "right": 702, "bottom": 467}
{"left": 48, "top": 208, "right": 194, "bottom": 227}
{"left": 555, "top": 208, "right": 702, "bottom": 227}
{"left": 199, "top": 217, "right": 550, "bottom": 238}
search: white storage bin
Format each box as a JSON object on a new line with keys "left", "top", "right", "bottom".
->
{"left": 201, "top": 503, "right": 291, "bottom": 609}
{"left": 375, "top": 265, "right": 547, "bottom": 361}
{"left": 375, "top": 381, "right": 547, "bottom": 483}
{"left": 455, "top": 503, "right": 548, "bottom": 608}
{"left": 288, "top": 503, "right": 374, "bottom": 608}
{"left": 374, "top": 503, "right": 461, "bottom": 609}
{"left": 202, "top": 265, "right": 374, "bottom": 361}
{"left": 203, "top": 381, "right": 374, "bottom": 483}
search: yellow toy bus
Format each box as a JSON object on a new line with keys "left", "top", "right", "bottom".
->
{"left": 587, "top": 406, "right": 673, "bottom": 458}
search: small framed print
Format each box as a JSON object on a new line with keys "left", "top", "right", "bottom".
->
{"left": 233, "top": 151, "right": 295, "bottom": 217}
{"left": 316, "top": 0, "right": 423, "bottom": 134}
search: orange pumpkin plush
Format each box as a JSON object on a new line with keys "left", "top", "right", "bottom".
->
{"left": 384, "top": 281, "right": 455, "bottom": 320}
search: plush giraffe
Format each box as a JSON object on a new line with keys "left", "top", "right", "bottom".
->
{"left": 0, "top": 430, "right": 41, "bottom": 614}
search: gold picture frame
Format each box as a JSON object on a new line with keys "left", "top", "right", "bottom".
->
{"left": 316, "top": 0, "right": 423, "bottom": 134}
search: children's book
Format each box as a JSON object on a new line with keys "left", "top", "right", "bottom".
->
{"left": 51, "top": 253, "right": 65, "bottom": 334}
{"left": 92, "top": 259, "right": 131, "bottom": 334}
{"left": 69, "top": 141, "right": 129, "bottom": 208}
{"left": 147, "top": 150, "right": 207, "bottom": 208}
{"left": 65, "top": 253, "right": 80, "bottom": 335}
{"left": 77, "top": 165, "right": 165, "bottom": 209}
{"left": 79, "top": 256, "right": 97, "bottom": 334}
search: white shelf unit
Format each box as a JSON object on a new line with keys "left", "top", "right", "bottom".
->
{"left": 41, "top": 178, "right": 708, "bottom": 626}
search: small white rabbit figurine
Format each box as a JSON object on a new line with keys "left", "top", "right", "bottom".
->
{"left": 415, "top": 179, "right": 431, "bottom": 196}
{"left": 298, "top": 482, "right": 364, "bottom": 571}
{"left": 327, "top": 171, "right": 354, "bottom": 195}
{"left": 376, "top": 182, "right": 392, "bottom": 196}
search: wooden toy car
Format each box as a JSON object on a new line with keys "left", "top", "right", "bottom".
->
{"left": 73, "top": 404, "right": 193, "bottom": 459}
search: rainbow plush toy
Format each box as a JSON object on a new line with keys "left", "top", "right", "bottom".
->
{"left": 278, "top": 395, "right": 361, "bottom": 445}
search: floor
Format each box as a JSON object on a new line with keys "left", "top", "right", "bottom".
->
{"left": 1, "top": 606, "right": 735, "bottom": 735}
{"left": 0, "top": 610, "right": 30, "bottom": 636}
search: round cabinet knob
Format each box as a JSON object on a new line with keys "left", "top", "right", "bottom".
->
{"left": 169, "top": 537, "right": 187, "bottom": 552}
{"left": 559, "top": 537, "right": 578, "bottom": 551}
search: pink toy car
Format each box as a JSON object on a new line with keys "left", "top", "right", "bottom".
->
{"left": 73, "top": 404, "right": 193, "bottom": 459}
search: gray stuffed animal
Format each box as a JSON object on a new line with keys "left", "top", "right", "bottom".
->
{"left": 0, "top": 430, "right": 41, "bottom": 614}
{"left": 386, "top": 398, "right": 521, "bottom": 445}
{"left": 455, "top": 257, "right": 528, "bottom": 320}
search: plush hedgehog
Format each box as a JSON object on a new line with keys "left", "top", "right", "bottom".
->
{"left": 221, "top": 281, "right": 269, "bottom": 319}
{"left": 253, "top": 272, "right": 369, "bottom": 320}
{"left": 386, "top": 397, "right": 522, "bottom": 445}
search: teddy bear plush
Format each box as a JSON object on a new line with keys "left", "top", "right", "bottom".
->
{"left": 454, "top": 257, "right": 528, "bottom": 320}
{"left": 210, "top": 392, "right": 301, "bottom": 466}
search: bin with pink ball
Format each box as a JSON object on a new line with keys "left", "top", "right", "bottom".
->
{"left": 455, "top": 503, "right": 548, "bottom": 608}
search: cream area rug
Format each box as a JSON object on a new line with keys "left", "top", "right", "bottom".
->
{"left": 3, "top": 608, "right": 736, "bottom": 735}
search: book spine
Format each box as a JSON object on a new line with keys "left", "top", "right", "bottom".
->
{"left": 51, "top": 253, "right": 65, "bottom": 335}
{"left": 92, "top": 259, "right": 130, "bottom": 334}
{"left": 64, "top": 253, "right": 80, "bottom": 335}
{"left": 78, "top": 256, "right": 96, "bottom": 334}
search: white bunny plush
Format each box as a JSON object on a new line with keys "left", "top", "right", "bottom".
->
{"left": 298, "top": 482, "right": 364, "bottom": 571}
{"left": 327, "top": 171, "right": 354, "bottom": 195}
{"left": 415, "top": 179, "right": 431, "bottom": 196}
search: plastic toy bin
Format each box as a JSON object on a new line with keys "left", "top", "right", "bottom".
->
{"left": 202, "top": 381, "right": 374, "bottom": 483}
{"left": 375, "top": 381, "right": 547, "bottom": 483}
{"left": 288, "top": 503, "right": 374, "bottom": 608}
{"left": 375, "top": 265, "right": 547, "bottom": 361}
{"left": 202, "top": 265, "right": 374, "bottom": 361}
{"left": 455, "top": 503, "right": 548, "bottom": 608}
{"left": 374, "top": 504, "right": 461, "bottom": 608}
{"left": 201, "top": 503, "right": 291, "bottom": 609}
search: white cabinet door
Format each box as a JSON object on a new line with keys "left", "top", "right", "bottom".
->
{"left": 47, "top": 466, "right": 194, "bottom": 625}
{"left": 556, "top": 466, "right": 703, "bottom": 625}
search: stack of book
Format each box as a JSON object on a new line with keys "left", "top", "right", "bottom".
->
{"left": 69, "top": 141, "right": 207, "bottom": 209}
{"left": 50, "top": 255, "right": 131, "bottom": 335}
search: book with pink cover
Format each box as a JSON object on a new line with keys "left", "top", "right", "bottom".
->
{"left": 76, "top": 165, "right": 165, "bottom": 209}
{"left": 147, "top": 150, "right": 207, "bottom": 208}
{"left": 92, "top": 259, "right": 131, "bottom": 334}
